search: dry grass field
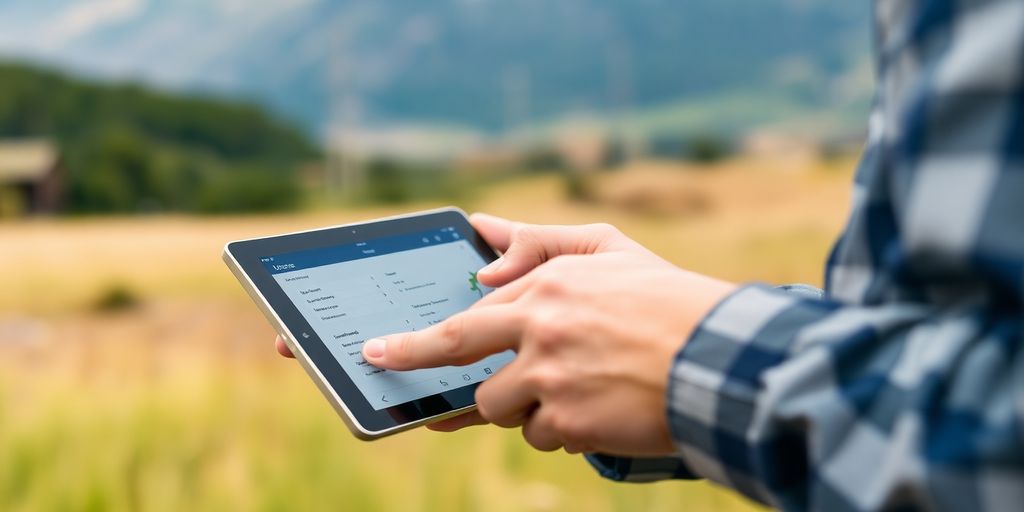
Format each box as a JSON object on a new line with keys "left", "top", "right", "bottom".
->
{"left": 0, "top": 156, "right": 855, "bottom": 512}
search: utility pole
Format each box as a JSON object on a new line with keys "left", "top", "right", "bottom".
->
{"left": 326, "top": 27, "right": 363, "bottom": 203}
{"left": 607, "top": 38, "right": 642, "bottom": 162}
{"left": 502, "top": 64, "right": 531, "bottom": 139}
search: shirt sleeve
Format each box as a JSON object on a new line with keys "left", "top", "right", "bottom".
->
{"left": 666, "top": 1, "right": 1024, "bottom": 508}
{"left": 668, "top": 283, "right": 1024, "bottom": 511}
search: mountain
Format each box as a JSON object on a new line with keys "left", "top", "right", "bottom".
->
{"left": 0, "top": 0, "right": 871, "bottom": 139}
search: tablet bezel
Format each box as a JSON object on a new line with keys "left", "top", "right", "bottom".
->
{"left": 223, "top": 207, "right": 501, "bottom": 438}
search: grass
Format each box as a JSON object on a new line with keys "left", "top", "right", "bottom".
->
{"left": 0, "top": 156, "right": 855, "bottom": 511}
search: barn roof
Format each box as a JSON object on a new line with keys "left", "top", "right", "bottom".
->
{"left": 0, "top": 139, "right": 58, "bottom": 184}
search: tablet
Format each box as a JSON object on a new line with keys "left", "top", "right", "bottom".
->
{"left": 223, "top": 207, "right": 514, "bottom": 439}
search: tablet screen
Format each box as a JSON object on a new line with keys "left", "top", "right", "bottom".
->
{"left": 260, "top": 227, "right": 514, "bottom": 410}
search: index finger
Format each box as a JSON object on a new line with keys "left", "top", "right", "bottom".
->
{"left": 363, "top": 304, "right": 525, "bottom": 371}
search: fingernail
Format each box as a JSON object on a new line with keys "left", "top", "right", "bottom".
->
{"left": 480, "top": 257, "right": 503, "bottom": 274}
{"left": 364, "top": 338, "right": 386, "bottom": 359}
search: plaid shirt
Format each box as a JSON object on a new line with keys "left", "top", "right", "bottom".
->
{"left": 586, "top": 0, "right": 1024, "bottom": 510}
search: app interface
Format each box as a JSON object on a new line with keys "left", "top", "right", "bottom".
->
{"left": 262, "top": 227, "right": 514, "bottom": 410}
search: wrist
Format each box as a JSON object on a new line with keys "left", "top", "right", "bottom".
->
{"left": 675, "top": 271, "right": 736, "bottom": 341}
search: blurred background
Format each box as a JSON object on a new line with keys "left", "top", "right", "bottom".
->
{"left": 0, "top": 1, "right": 870, "bottom": 510}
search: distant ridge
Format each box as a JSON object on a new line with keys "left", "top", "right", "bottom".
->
{"left": 0, "top": 0, "right": 871, "bottom": 138}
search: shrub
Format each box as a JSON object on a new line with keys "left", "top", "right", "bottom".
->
{"left": 364, "top": 158, "right": 411, "bottom": 204}
{"left": 92, "top": 284, "right": 140, "bottom": 312}
{"left": 562, "top": 170, "right": 595, "bottom": 202}
{"left": 686, "top": 134, "right": 732, "bottom": 164}
{"left": 360, "top": 158, "right": 466, "bottom": 205}
{"left": 195, "top": 166, "right": 301, "bottom": 214}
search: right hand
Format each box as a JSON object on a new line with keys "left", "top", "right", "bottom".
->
{"left": 273, "top": 212, "right": 658, "bottom": 430}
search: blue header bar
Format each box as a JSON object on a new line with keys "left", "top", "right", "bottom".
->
{"left": 261, "top": 227, "right": 464, "bottom": 275}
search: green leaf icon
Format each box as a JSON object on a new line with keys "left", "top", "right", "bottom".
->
{"left": 468, "top": 271, "right": 483, "bottom": 298}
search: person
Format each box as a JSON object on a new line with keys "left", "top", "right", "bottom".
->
{"left": 277, "top": 0, "right": 1024, "bottom": 509}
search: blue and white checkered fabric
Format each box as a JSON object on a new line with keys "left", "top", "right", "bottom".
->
{"left": 586, "top": 1, "right": 1024, "bottom": 510}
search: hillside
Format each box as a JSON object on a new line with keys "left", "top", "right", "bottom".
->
{"left": 0, "top": 62, "right": 319, "bottom": 214}
{"left": 0, "top": 0, "right": 871, "bottom": 137}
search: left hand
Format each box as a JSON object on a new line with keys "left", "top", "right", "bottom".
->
{"left": 358, "top": 224, "right": 734, "bottom": 456}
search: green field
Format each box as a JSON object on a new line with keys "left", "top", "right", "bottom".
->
{"left": 0, "top": 158, "right": 855, "bottom": 511}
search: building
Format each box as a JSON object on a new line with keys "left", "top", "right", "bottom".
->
{"left": 0, "top": 139, "right": 63, "bottom": 216}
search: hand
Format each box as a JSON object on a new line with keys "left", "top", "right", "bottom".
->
{"left": 273, "top": 214, "right": 734, "bottom": 455}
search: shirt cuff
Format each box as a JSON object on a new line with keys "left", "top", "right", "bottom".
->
{"left": 666, "top": 283, "right": 838, "bottom": 503}
{"left": 584, "top": 453, "right": 698, "bottom": 482}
